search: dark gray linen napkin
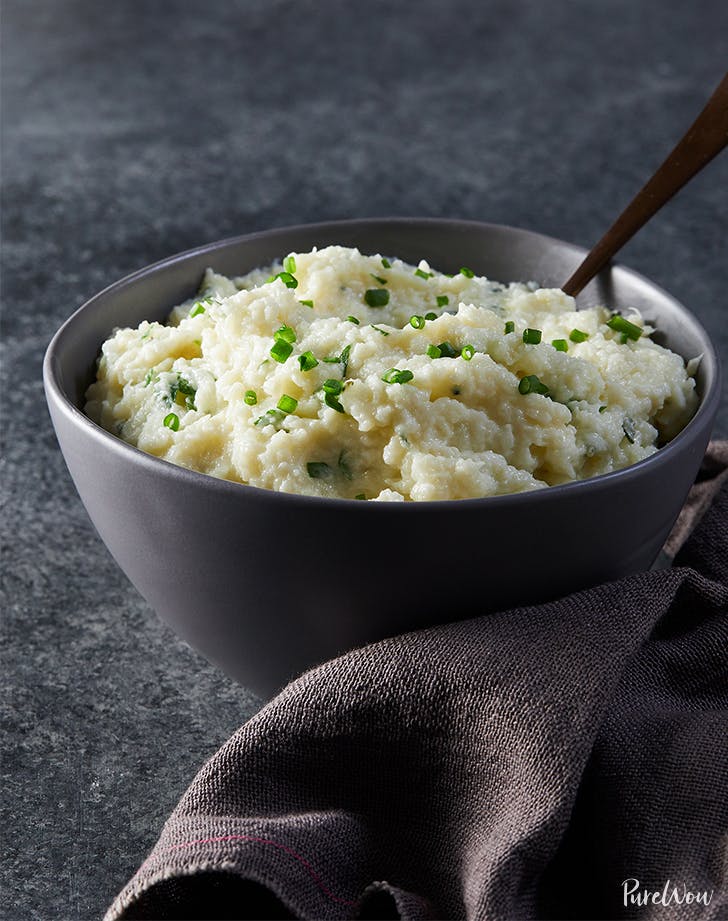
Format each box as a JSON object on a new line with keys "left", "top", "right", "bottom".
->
{"left": 106, "top": 444, "right": 728, "bottom": 921}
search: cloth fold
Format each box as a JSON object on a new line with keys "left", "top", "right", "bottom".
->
{"left": 107, "top": 444, "right": 728, "bottom": 921}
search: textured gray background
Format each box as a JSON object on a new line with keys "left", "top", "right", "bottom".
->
{"left": 2, "top": 1, "right": 727, "bottom": 918}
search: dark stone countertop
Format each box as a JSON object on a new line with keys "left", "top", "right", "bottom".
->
{"left": 2, "top": 1, "right": 726, "bottom": 917}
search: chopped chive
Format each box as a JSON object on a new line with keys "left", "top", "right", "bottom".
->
{"left": 518, "top": 374, "right": 550, "bottom": 396}
{"left": 283, "top": 255, "right": 297, "bottom": 274}
{"left": 189, "top": 301, "right": 207, "bottom": 317}
{"left": 381, "top": 257, "right": 392, "bottom": 268}
{"left": 322, "top": 378, "right": 343, "bottom": 395}
{"left": 607, "top": 314, "right": 642, "bottom": 340}
{"left": 355, "top": 493, "right": 366, "bottom": 500}
{"left": 323, "top": 343, "right": 352, "bottom": 374}
{"left": 244, "top": 390, "right": 258, "bottom": 406}
{"left": 144, "top": 368, "right": 158, "bottom": 387}
{"left": 270, "top": 339, "right": 293, "bottom": 363}
{"left": 364, "top": 288, "right": 389, "bottom": 308}
{"left": 504, "top": 320, "right": 515, "bottom": 334}
{"left": 382, "top": 368, "right": 414, "bottom": 384}
{"left": 298, "top": 351, "right": 319, "bottom": 372}
{"left": 347, "top": 315, "right": 360, "bottom": 324}
{"left": 299, "top": 299, "right": 314, "bottom": 308}
{"left": 254, "top": 408, "right": 286, "bottom": 427}
{"left": 277, "top": 394, "right": 298, "bottom": 414}
{"left": 569, "top": 328, "right": 589, "bottom": 343}
{"left": 436, "top": 341, "right": 460, "bottom": 358}
{"left": 274, "top": 325, "right": 296, "bottom": 344}
{"left": 269, "top": 271, "right": 298, "bottom": 288}
{"left": 371, "top": 274, "right": 388, "bottom": 285}
{"left": 425, "top": 312, "right": 438, "bottom": 321}
{"left": 307, "top": 461, "right": 332, "bottom": 479}
{"left": 460, "top": 266, "right": 475, "bottom": 278}
{"left": 552, "top": 338, "right": 569, "bottom": 352}
{"left": 169, "top": 375, "right": 197, "bottom": 411}
{"left": 426, "top": 344, "right": 441, "bottom": 359}
{"left": 414, "top": 268, "right": 433, "bottom": 280}
{"left": 324, "top": 392, "right": 346, "bottom": 413}
{"left": 340, "top": 343, "right": 351, "bottom": 375}
{"left": 436, "top": 295, "right": 449, "bottom": 308}
{"left": 371, "top": 325, "right": 389, "bottom": 336}
{"left": 163, "top": 412, "right": 180, "bottom": 431}
{"left": 409, "top": 315, "right": 426, "bottom": 329}
{"left": 461, "top": 344, "right": 475, "bottom": 361}
{"left": 522, "top": 328, "right": 542, "bottom": 345}
{"left": 599, "top": 405, "right": 607, "bottom": 413}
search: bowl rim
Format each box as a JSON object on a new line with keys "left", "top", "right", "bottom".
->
{"left": 43, "top": 217, "right": 722, "bottom": 512}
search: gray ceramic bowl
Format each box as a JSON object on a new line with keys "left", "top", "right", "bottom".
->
{"left": 44, "top": 219, "right": 721, "bottom": 696}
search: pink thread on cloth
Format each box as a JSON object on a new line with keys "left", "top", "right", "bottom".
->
{"left": 144, "top": 832, "right": 358, "bottom": 908}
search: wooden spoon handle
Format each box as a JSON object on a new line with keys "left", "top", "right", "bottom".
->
{"left": 563, "top": 71, "right": 728, "bottom": 298}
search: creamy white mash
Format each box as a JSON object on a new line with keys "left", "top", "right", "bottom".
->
{"left": 85, "top": 246, "right": 697, "bottom": 501}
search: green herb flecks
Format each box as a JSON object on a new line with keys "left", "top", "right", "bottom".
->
{"left": 254, "top": 409, "right": 287, "bottom": 428}
{"left": 569, "top": 328, "right": 589, "bottom": 343}
{"left": 409, "top": 315, "right": 426, "bottom": 330}
{"left": 364, "top": 288, "right": 390, "bottom": 308}
{"left": 322, "top": 379, "right": 344, "bottom": 396}
{"left": 274, "top": 325, "right": 296, "bottom": 344}
{"left": 322, "top": 343, "right": 352, "bottom": 376}
{"left": 299, "top": 299, "right": 314, "bottom": 308}
{"left": 436, "top": 295, "right": 449, "bottom": 308}
{"left": 370, "top": 325, "right": 389, "bottom": 336}
{"left": 244, "top": 390, "right": 258, "bottom": 406}
{"left": 163, "top": 412, "right": 180, "bottom": 431}
{"left": 270, "top": 325, "right": 296, "bottom": 363}
{"left": 552, "top": 339, "right": 569, "bottom": 352}
{"left": 461, "top": 344, "right": 475, "bottom": 361}
{"left": 298, "top": 351, "right": 319, "bottom": 372}
{"left": 607, "top": 314, "right": 642, "bottom": 341}
{"left": 164, "top": 374, "right": 197, "bottom": 411}
{"left": 283, "top": 255, "right": 297, "bottom": 274}
{"left": 371, "top": 274, "right": 388, "bottom": 285}
{"left": 518, "top": 374, "right": 550, "bottom": 397}
{"left": 270, "top": 339, "right": 293, "bottom": 363}
{"left": 522, "top": 328, "right": 542, "bottom": 345}
{"left": 459, "top": 266, "right": 475, "bottom": 278}
{"left": 414, "top": 268, "right": 433, "bottom": 280}
{"left": 277, "top": 394, "right": 298, "bottom": 414}
{"left": 189, "top": 297, "right": 211, "bottom": 318}
{"left": 435, "top": 341, "right": 460, "bottom": 358}
{"left": 504, "top": 321, "right": 515, "bottom": 334}
{"left": 381, "top": 257, "right": 392, "bottom": 268}
{"left": 382, "top": 368, "right": 414, "bottom": 385}
{"left": 324, "top": 393, "right": 346, "bottom": 413}
{"left": 268, "top": 271, "right": 298, "bottom": 289}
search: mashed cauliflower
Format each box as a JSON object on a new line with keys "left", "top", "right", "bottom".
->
{"left": 84, "top": 246, "right": 697, "bottom": 501}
